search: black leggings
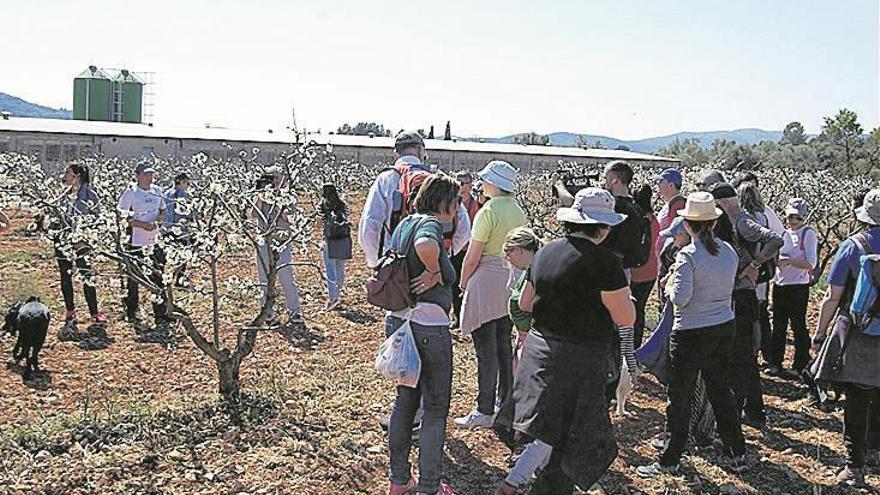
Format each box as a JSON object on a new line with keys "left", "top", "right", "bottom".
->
{"left": 55, "top": 246, "right": 98, "bottom": 315}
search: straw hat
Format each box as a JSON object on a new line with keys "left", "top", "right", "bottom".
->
{"left": 677, "top": 192, "right": 722, "bottom": 221}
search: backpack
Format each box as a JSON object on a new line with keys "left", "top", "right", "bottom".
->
{"left": 366, "top": 216, "right": 426, "bottom": 311}
{"left": 388, "top": 164, "right": 432, "bottom": 236}
{"left": 606, "top": 196, "right": 652, "bottom": 269}
{"left": 849, "top": 234, "right": 880, "bottom": 336}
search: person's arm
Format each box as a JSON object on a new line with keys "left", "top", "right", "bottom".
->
{"left": 358, "top": 172, "right": 393, "bottom": 268}
{"left": 459, "top": 239, "right": 486, "bottom": 290}
{"left": 740, "top": 216, "right": 784, "bottom": 265}
{"left": 765, "top": 206, "right": 785, "bottom": 235}
{"left": 518, "top": 281, "right": 535, "bottom": 312}
{"left": 813, "top": 285, "right": 845, "bottom": 348}
{"left": 0, "top": 210, "right": 9, "bottom": 233}
{"left": 551, "top": 174, "right": 575, "bottom": 207}
{"left": 668, "top": 253, "right": 694, "bottom": 307}
{"left": 601, "top": 287, "right": 636, "bottom": 327}
{"left": 410, "top": 237, "right": 443, "bottom": 295}
{"left": 451, "top": 203, "right": 471, "bottom": 256}
{"left": 789, "top": 228, "right": 819, "bottom": 270}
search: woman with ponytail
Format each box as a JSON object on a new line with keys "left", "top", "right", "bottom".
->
{"left": 56, "top": 163, "right": 105, "bottom": 325}
{"left": 637, "top": 192, "right": 748, "bottom": 477}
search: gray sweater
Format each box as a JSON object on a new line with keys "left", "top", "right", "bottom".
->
{"left": 669, "top": 238, "right": 738, "bottom": 331}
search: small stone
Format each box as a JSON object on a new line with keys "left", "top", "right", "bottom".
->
{"left": 366, "top": 445, "right": 383, "bottom": 454}
{"left": 34, "top": 450, "right": 51, "bottom": 462}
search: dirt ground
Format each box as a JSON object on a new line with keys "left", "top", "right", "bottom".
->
{"left": 0, "top": 209, "right": 874, "bottom": 495}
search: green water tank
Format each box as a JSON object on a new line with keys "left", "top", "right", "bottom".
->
{"left": 73, "top": 66, "right": 113, "bottom": 121}
{"left": 113, "top": 69, "right": 143, "bottom": 123}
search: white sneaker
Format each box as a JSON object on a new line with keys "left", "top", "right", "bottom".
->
{"left": 454, "top": 409, "right": 494, "bottom": 429}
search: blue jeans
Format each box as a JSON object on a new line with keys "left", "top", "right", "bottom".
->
{"left": 322, "top": 244, "right": 347, "bottom": 301}
{"left": 385, "top": 316, "right": 452, "bottom": 494}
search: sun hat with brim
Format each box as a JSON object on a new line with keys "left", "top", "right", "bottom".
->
{"left": 784, "top": 198, "right": 809, "bottom": 218}
{"left": 477, "top": 160, "right": 518, "bottom": 192}
{"left": 677, "top": 191, "right": 722, "bottom": 221}
{"left": 856, "top": 189, "right": 880, "bottom": 226}
{"left": 660, "top": 216, "right": 687, "bottom": 238}
{"left": 556, "top": 187, "right": 627, "bottom": 226}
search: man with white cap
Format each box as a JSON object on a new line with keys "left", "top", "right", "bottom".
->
{"left": 358, "top": 131, "right": 470, "bottom": 269}
{"left": 360, "top": 131, "right": 471, "bottom": 434}
{"left": 117, "top": 161, "right": 168, "bottom": 327}
{"left": 812, "top": 189, "right": 880, "bottom": 486}
{"left": 455, "top": 160, "right": 527, "bottom": 429}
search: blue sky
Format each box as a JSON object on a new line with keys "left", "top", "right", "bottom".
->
{"left": 2, "top": 0, "right": 877, "bottom": 138}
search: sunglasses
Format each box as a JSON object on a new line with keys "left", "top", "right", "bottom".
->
{"left": 459, "top": 180, "right": 473, "bottom": 185}
{"left": 788, "top": 215, "right": 803, "bottom": 221}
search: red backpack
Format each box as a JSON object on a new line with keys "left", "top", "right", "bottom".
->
{"left": 379, "top": 164, "right": 432, "bottom": 255}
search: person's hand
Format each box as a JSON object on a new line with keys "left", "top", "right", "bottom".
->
{"left": 459, "top": 277, "right": 469, "bottom": 293}
{"left": 777, "top": 258, "right": 791, "bottom": 268}
{"left": 411, "top": 270, "right": 441, "bottom": 295}
{"left": 811, "top": 332, "right": 826, "bottom": 352}
{"left": 143, "top": 221, "right": 157, "bottom": 232}
{"left": 741, "top": 265, "right": 759, "bottom": 284}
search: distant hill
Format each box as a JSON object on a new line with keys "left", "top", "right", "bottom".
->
{"left": 482, "top": 128, "right": 785, "bottom": 153}
{"left": 0, "top": 93, "right": 71, "bottom": 119}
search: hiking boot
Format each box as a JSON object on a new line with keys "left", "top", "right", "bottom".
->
{"left": 288, "top": 313, "right": 304, "bottom": 325}
{"left": 762, "top": 365, "right": 781, "bottom": 376}
{"left": 64, "top": 310, "right": 77, "bottom": 323}
{"left": 636, "top": 461, "right": 679, "bottom": 478}
{"left": 92, "top": 313, "right": 108, "bottom": 325}
{"left": 454, "top": 409, "right": 495, "bottom": 429}
{"left": 837, "top": 466, "right": 866, "bottom": 486}
{"left": 388, "top": 477, "right": 417, "bottom": 495}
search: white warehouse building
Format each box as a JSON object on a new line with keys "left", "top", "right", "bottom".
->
{"left": 0, "top": 116, "right": 679, "bottom": 172}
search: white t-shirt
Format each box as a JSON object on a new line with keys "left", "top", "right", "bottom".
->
{"left": 117, "top": 184, "right": 166, "bottom": 247}
{"left": 775, "top": 226, "right": 818, "bottom": 286}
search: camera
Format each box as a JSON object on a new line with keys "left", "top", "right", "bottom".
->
{"left": 552, "top": 169, "right": 600, "bottom": 198}
{"left": 255, "top": 174, "right": 275, "bottom": 190}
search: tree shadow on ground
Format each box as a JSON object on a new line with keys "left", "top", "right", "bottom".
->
{"left": 6, "top": 361, "right": 52, "bottom": 390}
{"left": 759, "top": 423, "right": 846, "bottom": 467}
{"left": 338, "top": 308, "right": 378, "bottom": 325}
{"left": 444, "top": 437, "right": 507, "bottom": 495}
{"left": 761, "top": 374, "right": 811, "bottom": 402}
{"left": 765, "top": 404, "right": 843, "bottom": 435}
{"left": 133, "top": 322, "right": 187, "bottom": 347}
{"left": 58, "top": 321, "right": 114, "bottom": 350}
{"left": 276, "top": 322, "right": 325, "bottom": 350}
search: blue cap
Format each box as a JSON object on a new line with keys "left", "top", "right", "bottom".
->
{"left": 135, "top": 161, "right": 156, "bottom": 174}
{"left": 660, "top": 216, "right": 687, "bottom": 238}
{"left": 651, "top": 168, "right": 683, "bottom": 187}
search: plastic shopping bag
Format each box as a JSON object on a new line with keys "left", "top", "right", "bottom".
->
{"left": 375, "top": 318, "right": 422, "bottom": 388}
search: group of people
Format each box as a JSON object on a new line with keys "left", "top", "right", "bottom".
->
{"left": 2, "top": 161, "right": 354, "bottom": 334}
{"left": 360, "top": 131, "right": 880, "bottom": 494}
{"left": 4, "top": 130, "right": 880, "bottom": 493}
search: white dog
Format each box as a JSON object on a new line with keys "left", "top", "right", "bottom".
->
{"left": 615, "top": 361, "right": 633, "bottom": 417}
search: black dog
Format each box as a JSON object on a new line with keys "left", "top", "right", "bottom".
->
{"left": 2, "top": 297, "right": 50, "bottom": 379}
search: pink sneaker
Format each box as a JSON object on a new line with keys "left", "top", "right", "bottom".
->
{"left": 388, "top": 477, "right": 417, "bottom": 495}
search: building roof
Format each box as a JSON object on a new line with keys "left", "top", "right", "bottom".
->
{"left": 0, "top": 116, "right": 679, "bottom": 163}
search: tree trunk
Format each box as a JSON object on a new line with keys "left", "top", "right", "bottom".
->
{"left": 217, "top": 357, "right": 241, "bottom": 404}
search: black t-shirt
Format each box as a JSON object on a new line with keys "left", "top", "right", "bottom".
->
{"left": 529, "top": 235, "right": 628, "bottom": 346}
{"left": 600, "top": 195, "right": 645, "bottom": 267}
